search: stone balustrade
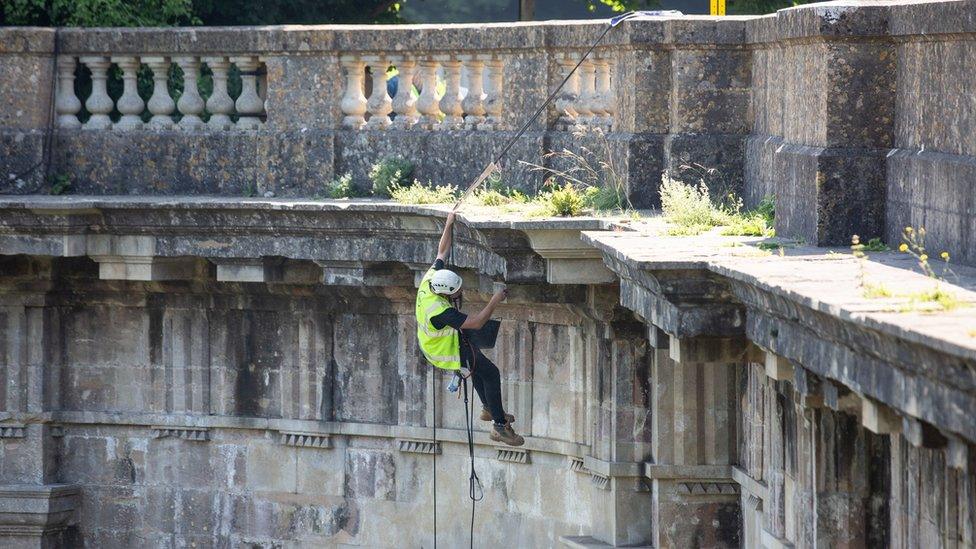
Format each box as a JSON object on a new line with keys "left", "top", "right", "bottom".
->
{"left": 4, "top": 0, "right": 976, "bottom": 254}
{"left": 52, "top": 41, "right": 615, "bottom": 135}
{"left": 55, "top": 54, "right": 267, "bottom": 131}
{"left": 1, "top": 22, "right": 643, "bottom": 203}
{"left": 334, "top": 50, "right": 616, "bottom": 132}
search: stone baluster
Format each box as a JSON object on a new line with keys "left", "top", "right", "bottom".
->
{"left": 461, "top": 55, "right": 486, "bottom": 129}
{"left": 594, "top": 54, "right": 614, "bottom": 130}
{"left": 481, "top": 56, "right": 504, "bottom": 130}
{"left": 576, "top": 58, "right": 597, "bottom": 128}
{"left": 143, "top": 57, "right": 175, "bottom": 129}
{"left": 554, "top": 53, "right": 580, "bottom": 130}
{"left": 390, "top": 56, "right": 418, "bottom": 129}
{"left": 364, "top": 57, "right": 393, "bottom": 129}
{"left": 55, "top": 56, "right": 81, "bottom": 129}
{"left": 203, "top": 57, "right": 234, "bottom": 130}
{"left": 174, "top": 57, "right": 205, "bottom": 130}
{"left": 111, "top": 56, "right": 144, "bottom": 130}
{"left": 437, "top": 56, "right": 464, "bottom": 130}
{"left": 257, "top": 56, "right": 267, "bottom": 103}
{"left": 231, "top": 56, "right": 264, "bottom": 130}
{"left": 79, "top": 56, "right": 113, "bottom": 130}
{"left": 415, "top": 59, "right": 442, "bottom": 130}
{"left": 339, "top": 56, "right": 368, "bottom": 129}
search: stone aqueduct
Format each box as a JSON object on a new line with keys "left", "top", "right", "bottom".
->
{"left": 1, "top": 1, "right": 976, "bottom": 547}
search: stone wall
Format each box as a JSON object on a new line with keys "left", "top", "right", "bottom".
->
{"left": 3, "top": 268, "right": 603, "bottom": 547}
{"left": 1, "top": 198, "right": 975, "bottom": 547}
{"left": 4, "top": 2, "right": 975, "bottom": 255}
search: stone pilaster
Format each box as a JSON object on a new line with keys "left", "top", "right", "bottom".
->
{"left": 0, "top": 261, "right": 80, "bottom": 548}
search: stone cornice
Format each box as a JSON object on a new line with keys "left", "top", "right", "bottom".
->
{"left": 0, "top": 196, "right": 506, "bottom": 282}
{"left": 46, "top": 410, "right": 591, "bottom": 458}
{"left": 584, "top": 229, "right": 976, "bottom": 444}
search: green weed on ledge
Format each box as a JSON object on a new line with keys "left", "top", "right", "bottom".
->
{"left": 390, "top": 180, "right": 458, "bottom": 204}
{"left": 659, "top": 168, "right": 774, "bottom": 237}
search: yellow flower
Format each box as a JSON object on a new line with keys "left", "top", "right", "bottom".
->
{"left": 941, "top": 252, "right": 950, "bottom": 260}
{"left": 899, "top": 243, "right": 908, "bottom": 252}
{"left": 904, "top": 227, "right": 913, "bottom": 234}
{"left": 920, "top": 254, "right": 928, "bottom": 262}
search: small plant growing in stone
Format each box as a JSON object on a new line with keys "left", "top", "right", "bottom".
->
{"left": 322, "top": 173, "right": 359, "bottom": 199}
{"left": 851, "top": 234, "right": 892, "bottom": 298}
{"left": 544, "top": 181, "right": 586, "bottom": 217}
{"left": 242, "top": 181, "right": 257, "bottom": 198}
{"left": 522, "top": 127, "right": 632, "bottom": 213}
{"left": 390, "top": 180, "right": 458, "bottom": 204}
{"left": 895, "top": 226, "right": 962, "bottom": 311}
{"left": 470, "top": 174, "right": 528, "bottom": 207}
{"left": 49, "top": 174, "right": 72, "bottom": 196}
{"left": 899, "top": 226, "right": 952, "bottom": 280}
{"left": 857, "top": 227, "right": 964, "bottom": 312}
{"left": 861, "top": 238, "right": 889, "bottom": 252}
{"left": 720, "top": 196, "right": 774, "bottom": 237}
{"left": 659, "top": 176, "right": 726, "bottom": 234}
{"left": 369, "top": 156, "right": 414, "bottom": 197}
{"left": 659, "top": 166, "right": 773, "bottom": 237}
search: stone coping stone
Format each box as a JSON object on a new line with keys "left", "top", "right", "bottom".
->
{"left": 582, "top": 230, "right": 976, "bottom": 362}
{"left": 0, "top": 194, "right": 624, "bottom": 231}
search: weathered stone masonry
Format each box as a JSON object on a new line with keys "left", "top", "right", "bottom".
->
{"left": 0, "top": 196, "right": 974, "bottom": 548}
{"left": 4, "top": 3, "right": 974, "bottom": 251}
{"left": 1, "top": 1, "right": 976, "bottom": 547}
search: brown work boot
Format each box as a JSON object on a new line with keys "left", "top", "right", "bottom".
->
{"left": 480, "top": 407, "right": 515, "bottom": 424}
{"left": 490, "top": 423, "right": 525, "bottom": 447}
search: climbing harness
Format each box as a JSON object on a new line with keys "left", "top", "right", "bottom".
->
{"left": 431, "top": 12, "right": 680, "bottom": 547}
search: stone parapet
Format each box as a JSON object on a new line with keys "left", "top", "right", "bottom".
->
{"left": 586, "top": 227, "right": 976, "bottom": 548}
{"left": 4, "top": 2, "right": 976, "bottom": 256}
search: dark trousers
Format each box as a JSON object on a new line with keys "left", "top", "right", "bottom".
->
{"left": 460, "top": 343, "right": 507, "bottom": 425}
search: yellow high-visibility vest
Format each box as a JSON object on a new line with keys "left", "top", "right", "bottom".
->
{"left": 415, "top": 268, "right": 461, "bottom": 370}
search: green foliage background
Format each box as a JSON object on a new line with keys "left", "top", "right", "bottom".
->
{"left": 1, "top": 0, "right": 816, "bottom": 27}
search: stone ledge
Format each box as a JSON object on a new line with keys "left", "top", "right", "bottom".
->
{"left": 583, "top": 456, "right": 642, "bottom": 478}
{"left": 560, "top": 534, "right": 652, "bottom": 548}
{"left": 0, "top": 196, "right": 506, "bottom": 281}
{"left": 643, "top": 463, "right": 732, "bottom": 480}
{"left": 49, "top": 411, "right": 591, "bottom": 458}
{"left": 583, "top": 230, "right": 976, "bottom": 444}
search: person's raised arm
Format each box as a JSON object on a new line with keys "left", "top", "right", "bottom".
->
{"left": 460, "top": 288, "right": 507, "bottom": 330}
{"left": 436, "top": 211, "right": 456, "bottom": 262}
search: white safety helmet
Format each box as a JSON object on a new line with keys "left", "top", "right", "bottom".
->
{"left": 430, "top": 269, "right": 463, "bottom": 296}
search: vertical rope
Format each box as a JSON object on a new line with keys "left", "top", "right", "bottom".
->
{"left": 462, "top": 373, "right": 483, "bottom": 549}
{"left": 432, "top": 365, "right": 437, "bottom": 549}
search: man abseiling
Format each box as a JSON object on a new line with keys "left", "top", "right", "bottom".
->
{"left": 414, "top": 211, "right": 524, "bottom": 446}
